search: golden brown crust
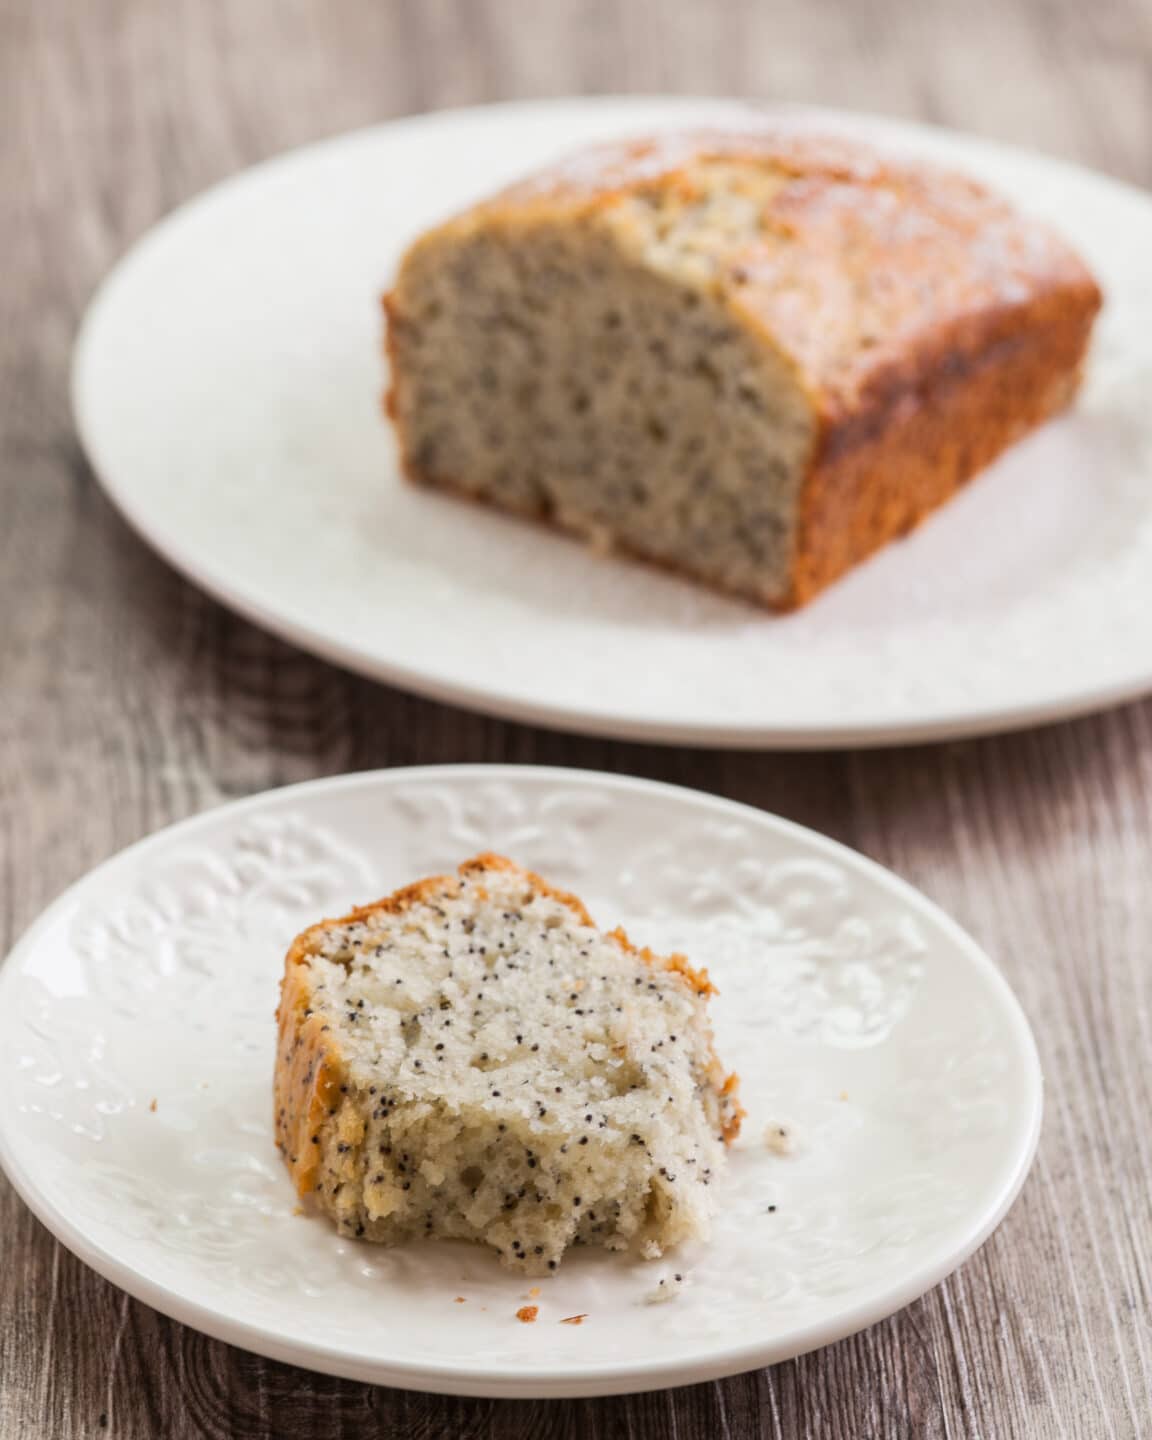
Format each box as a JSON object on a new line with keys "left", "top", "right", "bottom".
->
{"left": 382, "top": 130, "right": 1102, "bottom": 610}
{"left": 718, "top": 1073, "right": 745, "bottom": 1144}
{"left": 273, "top": 959, "right": 346, "bottom": 1194}
{"left": 273, "top": 853, "right": 742, "bottom": 1192}
{"left": 703, "top": 134, "right": 1102, "bottom": 605}
{"left": 787, "top": 303, "right": 1094, "bottom": 605}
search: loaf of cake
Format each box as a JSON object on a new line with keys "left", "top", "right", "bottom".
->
{"left": 274, "top": 854, "right": 742, "bottom": 1274}
{"left": 383, "top": 130, "right": 1101, "bottom": 609}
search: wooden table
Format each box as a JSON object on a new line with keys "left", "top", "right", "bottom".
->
{"left": 4, "top": 2, "right": 1151, "bottom": 1435}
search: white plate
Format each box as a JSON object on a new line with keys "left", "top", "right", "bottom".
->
{"left": 0, "top": 766, "right": 1039, "bottom": 1397}
{"left": 73, "top": 98, "right": 1152, "bottom": 748}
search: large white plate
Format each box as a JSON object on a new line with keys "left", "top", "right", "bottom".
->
{"left": 72, "top": 98, "right": 1152, "bottom": 747}
{"left": 0, "top": 766, "right": 1039, "bottom": 1397}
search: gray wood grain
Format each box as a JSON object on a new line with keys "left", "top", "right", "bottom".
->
{"left": 3, "top": 0, "right": 1152, "bottom": 1435}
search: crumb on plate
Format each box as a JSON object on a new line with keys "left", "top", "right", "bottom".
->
{"left": 763, "top": 1122, "right": 797, "bottom": 1156}
{"left": 454, "top": 1296, "right": 466, "bottom": 1303}
{"left": 561, "top": 1314, "right": 588, "bottom": 1325}
{"left": 516, "top": 1305, "right": 539, "bottom": 1323}
{"left": 149, "top": 1098, "right": 157, "bottom": 1113}
{"left": 644, "top": 1272, "right": 686, "bottom": 1305}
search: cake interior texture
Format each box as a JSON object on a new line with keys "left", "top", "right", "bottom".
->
{"left": 386, "top": 160, "right": 815, "bottom": 607}
{"left": 275, "top": 855, "right": 742, "bottom": 1275}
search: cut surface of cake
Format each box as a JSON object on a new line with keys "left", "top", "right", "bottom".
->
{"left": 274, "top": 854, "right": 742, "bottom": 1274}
{"left": 383, "top": 130, "right": 1101, "bottom": 610}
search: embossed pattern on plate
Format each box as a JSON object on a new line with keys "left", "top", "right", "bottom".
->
{"left": 0, "top": 767, "right": 1042, "bottom": 1396}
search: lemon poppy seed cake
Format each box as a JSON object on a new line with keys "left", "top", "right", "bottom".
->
{"left": 383, "top": 130, "right": 1101, "bottom": 609}
{"left": 275, "top": 854, "right": 743, "bottom": 1274}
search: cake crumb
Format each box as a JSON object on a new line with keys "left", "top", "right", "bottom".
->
{"left": 644, "top": 1273, "right": 686, "bottom": 1305}
{"left": 149, "top": 1098, "right": 158, "bottom": 1113}
{"left": 762, "top": 1122, "right": 797, "bottom": 1156}
{"left": 561, "top": 1314, "right": 588, "bottom": 1325}
{"left": 454, "top": 1296, "right": 466, "bottom": 1303}
{"left": 526, "top": 1286, "right": 541, "bottom": 1298}
{"left": 839, "top": 1090, "right": 849, "bottom": 1102}
{"left": 516, "top": 1305, "right": 539, "bottom": 1323}
{"left": 293, "top": 1205, "right": 305, "bottom": 1217}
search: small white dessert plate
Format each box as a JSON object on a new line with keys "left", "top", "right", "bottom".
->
{"left": 0, "top": 766, "right": 1040, "bottom": 1397}
{"left": 72, "top": 97, "right": 1152, "bottom": 747}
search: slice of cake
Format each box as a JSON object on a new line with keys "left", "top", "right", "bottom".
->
{"left": 383, "top": 130, "right": 1101, "bottom": 610}
{"left": 274, "top": 854, "right": 742, "bottom": 1274}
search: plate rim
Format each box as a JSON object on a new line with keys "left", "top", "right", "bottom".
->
{"left": 0, "top": 763, "right": 1043, "bottom": 1396}
{"left": 71, "top": 94, "right": 1152, "bottom": 749}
